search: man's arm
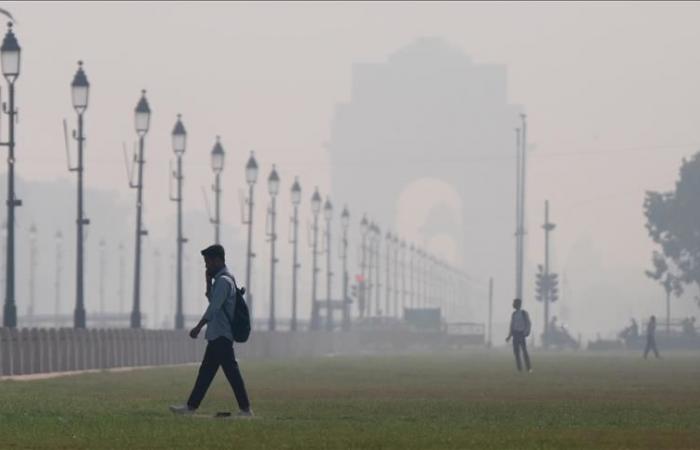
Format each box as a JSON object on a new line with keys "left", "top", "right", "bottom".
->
{"left": 506, "top": 312, "right": 513, "bottom": 342}
{"left": 190, "top": 276, "right": 228, "bottom": 339}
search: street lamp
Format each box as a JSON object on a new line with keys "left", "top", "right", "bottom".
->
{"left": 289, "top": 177, "right": 301, "bottom": 331}
{"left": 399, "top": 239, "right": 406, "bottom": 318}
{"left": 1, "top": 22, "right": 21, "bottom": 328}
{"left": 243, "top": 151, "right": 258, "bottom": 320}
{"left": 393, "top": 235, "right": 400, "bottom": 319}
{"left": 170, "top": 114, "right": 186, "bottom": 330}
{"left": 310, "top": 187, "right": 322, "bottom": 330}
{"left": 358, "top": 215, "right": 369, "bottom": 318}
{"left": 340, "top": 206, "right": 350, "bottom": 330}
{"left": 323, "top": 198, "right": 334, "bottom": 331}
{"left": 266, "top": 165, "right": 280, "bottom": 331}
{"left": 70, "top": 61, "right": 90, "bottom": 328}
{"left": 130, "top": 90, "right": 151, "bottom": 329}
{"left": 210, "top": 136, "right": 224, "bottom": 244}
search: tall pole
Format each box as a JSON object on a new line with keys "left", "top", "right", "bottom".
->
{"left": 359, "top": 222, "right": 368, "bottom": 318}
{"left": 393, "top": 238, "right": 400, "bottom": 318}
{"left": 488, "top": 277, "right": 493, "bottom": 347}
{"left": 340, "top": 207, "right": 350, "bottom": 330}
{"left": 267, "top": 183, "right": 278, "bottom": 332}
{"left": 174, "top": 154, "right": 184, "bottom": 329}
{"left": 3, "top": 78, "right": 19, "bottom": 328}
{"left": 366, "top": 226, "right": 374, "bottom": 317}
{"left": 214, "top": 173, "right": 221, "bottom": 244}
{"left": 515, "top": 127, "right": 522, "bottom": 301}
{"left": 245, "top": 182, "right": 255, "bottom": 319}
{"left": 409, "top": 245, "right": 415, "bottom": 308}
{"left": 129, "top": 89, "right": 151, "bottom": 329}
{"left": 519, "top": 114, "right": 528, "bottom": 303}
{"left": 324, "top": 200, "right": 334, "bottom": 331}
{"left": 73, "top": 110, "right": 88, "bottom": 328}
{"left": 543, "top": 200, "right": 555, "bottom": 348}
{"left": 290, "top": 201, "right": 300, "bottom": 331}
{"left": 311, "top": 206, "right": 320, "bottom": 330}
{"left": 375, "top": 228, "right": 382, "bottom": 316}
{"left": 131, "top": 134, "right": 146, "bottom": 329}
{"left": 385, "top": 233, "right": 391, "bottom": 317}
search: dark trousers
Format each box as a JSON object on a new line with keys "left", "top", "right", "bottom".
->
{"left": 187, "top": 337, "right": 250, "bottom": 411}
{"left": 512, "top": 332, "right": 531, "bottom": 371}
{"left": 644, "top": 336, "right": 660, "bottom": 359}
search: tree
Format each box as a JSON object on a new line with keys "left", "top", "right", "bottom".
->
{"left": 645, "top": 251, "right": 682, "bottom": 334}
{"left": 643, "top": 152, "right": 700, "bottom": 315}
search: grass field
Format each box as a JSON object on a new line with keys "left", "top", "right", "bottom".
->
{"left": 1, "top": 350, "right": 699, "bottom": 449}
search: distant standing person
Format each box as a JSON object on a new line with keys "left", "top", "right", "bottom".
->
{"left": 644, "top": 315, "right": 660, "bottom": 359}
{"left": 506, "top": 298, "right": 532, "bottom": 373}
{"left": 170, "top": 244, "right": 253, "bottom": 416}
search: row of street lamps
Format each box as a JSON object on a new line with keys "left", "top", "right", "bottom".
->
{"left": 0, "top": 22, "right": 468, "bottom": 331}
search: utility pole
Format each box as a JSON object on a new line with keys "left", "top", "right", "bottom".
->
{"left": 542, "top": 200, "right": 555, "bottom": 348}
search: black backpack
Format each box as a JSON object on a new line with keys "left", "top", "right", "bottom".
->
{"left": 219, "top": 274, "right": 251, "bottom": 343}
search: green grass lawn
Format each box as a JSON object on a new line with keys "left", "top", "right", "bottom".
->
{"left": 1, "top": 350, "right": 699, "bottom": 449}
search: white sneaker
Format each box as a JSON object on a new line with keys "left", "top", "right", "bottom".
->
{"left": 169, "top": 404, "right": 195, "bottom": 415}
{"left": 237, "top": 409, "right": 254, "bottom": 418}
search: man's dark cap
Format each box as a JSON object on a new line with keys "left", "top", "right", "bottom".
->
{"left": 201, "top": 244, "right": 225, "bottom": 260}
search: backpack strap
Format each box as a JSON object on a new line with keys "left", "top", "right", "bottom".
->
{"left": 216, "top": 273, "right": 237, "bottom": 324}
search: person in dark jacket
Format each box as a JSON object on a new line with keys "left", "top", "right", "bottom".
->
{"left": 644, "top": 315, "right": 660, "bottom": 359}
{"left": 506, "top": 298, "right": 532, "bottom": 372}
{"left": 170, "top": 245, "right": 252, "bottom": 416}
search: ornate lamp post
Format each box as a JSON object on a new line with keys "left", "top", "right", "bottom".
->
{"left": 323, "top": 198, "right": 334, "bottom": 331}
{"left": 243, "top": 151, "right": 258, "bottom": 319}
{"left": 266, "top": 165, "right": 280, "bottom": 331}
{"left": 340, "top": 206, "right": 350, "bottom": 330}
{"left": 170, "top": 114, "right": 186, "bottom": 330}
{"left": 289, "top": 178, "right": 301, "bottom": 331}
{"left": 27, "top": 224, "right": 37, "bottom": 319}
{"left": 358, "top": 215, "right": 369, "bottom": 318}
{"left": 210, "top": 137, "right": 224, "bottom": 244}
{"left": 130, "top": 90, "right": 151, "bottom": 329}
{"left": 69, "top": 60, "right": 89, "bottom": 328}
{"left": 385, "top": 231, "right": 392, "bottom": 317}
{"left": 310, "top": 188, "right": 322, "bottom": 330}
{"left": 1, "top": 22, "right": 21, "bottom": 328}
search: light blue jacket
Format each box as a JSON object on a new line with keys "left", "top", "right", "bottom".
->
{"left": 202, "top": 267, "right": 236, "bottom": 342}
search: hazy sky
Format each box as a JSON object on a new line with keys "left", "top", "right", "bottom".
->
{"left": 4, "top": 2, "right": 700, "bottom": 335}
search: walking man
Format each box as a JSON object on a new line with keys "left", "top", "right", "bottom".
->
{"left": 506, "top": 298, "right": 532, "bottom": 372}
{"left": 644, "top": 315, "right": 660, "bottom": 359}
{"left": 170, "top": 244, "right": 252, "bottom": 416}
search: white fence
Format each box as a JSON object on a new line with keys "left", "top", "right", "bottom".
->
{"left": 0, "top": 328, "right": 363, "bottom": 377}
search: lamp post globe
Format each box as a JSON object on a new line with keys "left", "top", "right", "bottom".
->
{"left": 171, "top": 114, "right": 186, "bottom": 156}
{"left": 323, "top": 198, "right": 333, "bottom": 221}
{"left": 71, "top": 61, "right": 89, "bottom": 113}
{"left": 311, "top": 188, "right": 321, "bottom": 214}
{"left": 245, "top": 151, "right": 259, "bottom": 185}
{"left": 1, "top": 22, "right": 20, "bottom": 82}
{"left": 341, "top": 206, "right": 350, "bottom": 231}
{"left": 291, "top": 177, "right": 301, "bottom": 206}
{"left": 134, "top": 90, "right": 150, "bottom": 136}
{"left": 211, "top": 136, "right": 224, "bottom": 173}
{"left": 268, "top": 165, "right": 280, "bottom": 197}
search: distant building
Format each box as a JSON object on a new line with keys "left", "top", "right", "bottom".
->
{"left": 328, "top": 37, "right": 521, "bottom": 304}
